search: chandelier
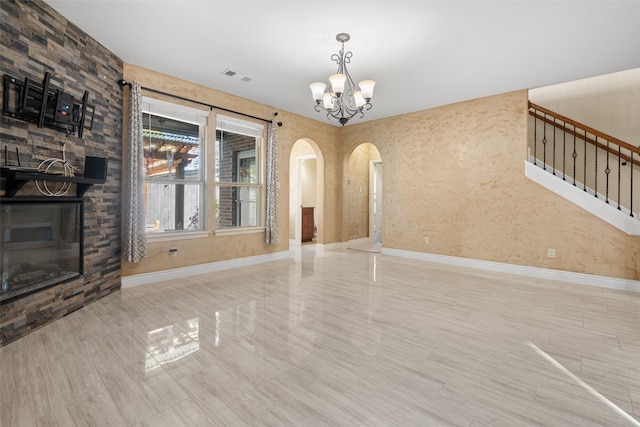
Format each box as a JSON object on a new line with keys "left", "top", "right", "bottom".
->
{"left": 310, "top": 33, "right": 376, "bottom": 126}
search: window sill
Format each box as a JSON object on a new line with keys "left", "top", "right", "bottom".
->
{"left": 215, "top": 226, "right": 265, "bottom": 236}
{"left": 146, "top": 230, "right": 211, "bottom": 243}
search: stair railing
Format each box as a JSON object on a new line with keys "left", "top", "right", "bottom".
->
{"left": 528, "top": 101, "right": 639, "bottom": 217}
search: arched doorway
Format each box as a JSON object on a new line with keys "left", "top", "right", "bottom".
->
{"left": 345, "top": 142, "right": 382, "bottom": 251}
{"left": 289, "top": 139, "right": 324, "bottom": 246}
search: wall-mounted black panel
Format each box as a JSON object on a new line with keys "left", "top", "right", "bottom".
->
{"left": 2, "top": 73, "right": 94, "bottom": 138}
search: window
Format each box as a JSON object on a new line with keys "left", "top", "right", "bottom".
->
{"left": 142, "top": 97, "right": 208, "bottom": 235}
{"left": 215, "top": 115, "right": 264, "bottom": 230}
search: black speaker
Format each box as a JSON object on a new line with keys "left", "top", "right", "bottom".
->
{"left": 83, "top": 156, "right": 108, "bottom": 182}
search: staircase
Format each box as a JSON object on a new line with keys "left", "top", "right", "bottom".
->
{"left": 527, "top": 102, "right": 640, "bottom": 235}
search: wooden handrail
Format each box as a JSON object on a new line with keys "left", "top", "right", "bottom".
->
{"left": 529, "top": 109, "right": 640, "bottom": 168}
{"left": 528, "top": 101, "right": 639, "bottom": 154}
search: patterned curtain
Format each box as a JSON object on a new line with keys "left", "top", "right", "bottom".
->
{"left": 265, "top": 120, "right": 280, "bottom": 245}
{"left": 122, "top": 81, "right": 147, "bottom": 262}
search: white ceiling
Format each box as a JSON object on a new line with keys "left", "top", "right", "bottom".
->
{"left": 44, "top": 1, "right": 640, "bottom": 126}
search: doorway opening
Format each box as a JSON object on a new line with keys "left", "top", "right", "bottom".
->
{"left": 289, "top": 139, "right": 323, "bottom": 246}
{"left": 298, "top": 155, "right": 317, "bottom": 244}
{"left": 345, "top": 142, "right": 382, "bottom": 252}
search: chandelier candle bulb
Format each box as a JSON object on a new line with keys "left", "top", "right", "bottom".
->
{"left": 310, "top": 82, "right": 327, "bottom": 102}
{"left": 323, "top": 93, "right": 334, "bottom": 109}
{"left": 358, "top": 80, "right": 376, "bottom": 101}
{"left": 329, "top": 73, "right": 347, "bottom": 95}
{"left": 309, "top": 32, "right": 376, "bottom": 126}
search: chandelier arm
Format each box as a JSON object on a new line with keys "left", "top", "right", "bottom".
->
{"left": 331, "top": 53, "right": 342, "bottom": 68}
{"left": 341, "top": 106, "right": 359, "bottom": 119}
{"left": 343, "top": 51, "right": 352, "bottom": 65}
{"left": 325, "top": 107, "right": 344, "bottom": 121}
{"left": 314, "top": 104, "right": 346, "bottom": 121}
{"left": 327, "top": 107, "right": 345, "bottom": 120}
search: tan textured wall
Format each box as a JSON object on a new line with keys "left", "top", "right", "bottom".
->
{"left": 122, "top": 64, "right": 639, "bottom": 280}
{"left": 340, "top": 90, "right": 640, "bottom": 280}
{"left": 122, "top": 64, "right": 339, "bottom": 277}
{"left": 346, "top": 143, "right": 381, "bottom": 240}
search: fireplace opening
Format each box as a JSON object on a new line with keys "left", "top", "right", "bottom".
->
{"left": 1, "top": 199, "right": 83, "bottom": 303}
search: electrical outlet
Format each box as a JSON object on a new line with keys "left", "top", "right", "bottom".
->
{"left": 424, "top": 237, "right": 430, "bottom": 245}
{"left": 169, "top": 248, "right": 178, "bottom": 257}
{"left": 547, "top": 248, "right": 556, "bottom": 258}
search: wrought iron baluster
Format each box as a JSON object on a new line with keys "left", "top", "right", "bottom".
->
{"left": 617, "top": 145, "right": 621, "bottom": 210}
{"left": 552, "top": 118, "right": 556, "bottom": 175}
{"left": 542, "top": 113, "right": 547, "bottom": 170}
{"left": 572, "top": 126, "right": 577, "bottom": 186}
{"left": 594, "top": 135, "right": 598, "bottom": 198}
{"left": 583, "top": 129, "right": 587, "bottom": 192}
{"left": 631, "top": 152, "right": 634, "bottom": 217}
{"left": 562, "top": 121, "right": 566, "bottom": 180}
{"left": 533, "top": 109, "right": 537, "bottom": 165}
{"left": 604, "top": 138, "right": 610, "bottom": 204}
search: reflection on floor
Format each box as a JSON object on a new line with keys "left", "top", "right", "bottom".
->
{"left": 2, "top": 247, "right": 640, "bottom": 426}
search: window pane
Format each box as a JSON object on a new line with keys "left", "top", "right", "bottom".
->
{"left": 145, "top": 182, "right": 201, "bottom": 232}
{"left": 216, "top": 186, "right": 259, "bottom": 228}
{"left": 143, "top": 113, "right": 201, "bottom": 180}
{"left": 216, "top": 130, "right": 257, "bottom": 183}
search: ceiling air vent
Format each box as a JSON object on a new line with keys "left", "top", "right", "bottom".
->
{"left": 221, "top": 68, "right": 252, "bottom": 83}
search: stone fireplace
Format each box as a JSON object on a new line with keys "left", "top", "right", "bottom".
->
{"left": 0, "top": 0, "right": 123, "bottom": 347}
{"left": 1, "top": 199, "right": 83, "bottom": 303}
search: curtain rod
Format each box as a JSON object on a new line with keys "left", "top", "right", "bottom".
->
{"left": 117, "top": 79, "right": 283, "bottom": 127}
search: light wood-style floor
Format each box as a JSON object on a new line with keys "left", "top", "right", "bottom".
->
{"left": 2, "top": 247, "right": 640, "bottom": 426}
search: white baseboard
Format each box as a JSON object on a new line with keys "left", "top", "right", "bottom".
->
{"left": 314, "top": 242, "right": 345, "bottom": 251}
{"left": 382, "top": 247, "right": 640, "bottom": 293}
{"left": 346, "top": 237, "right": 372, "bottom": 247}
{"left": 121, "top": 250, "right": 294, "bottom": 288}
{"left": 289, "top": 239, "right": 300, "bottom": 248}
{"left": 290, "top": 240, "right": 342, "bottom": 251}
{"left": 122, "top": 245, "right": 640, "bottom": 293}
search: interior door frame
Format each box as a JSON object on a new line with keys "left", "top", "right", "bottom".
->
{"left": 295, "top": 154, "right": 316, "bottom": 244}
{"left": 369, "top": 160, "right": 382, "bottom": 243}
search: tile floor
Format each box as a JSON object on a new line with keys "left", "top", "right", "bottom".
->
{"left": 2, "top": 247, "right": 640, "bottom": 426}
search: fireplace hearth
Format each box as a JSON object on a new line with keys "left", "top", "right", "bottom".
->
{"left": 1, "top": 199, "right": 83, "bottom": 303}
